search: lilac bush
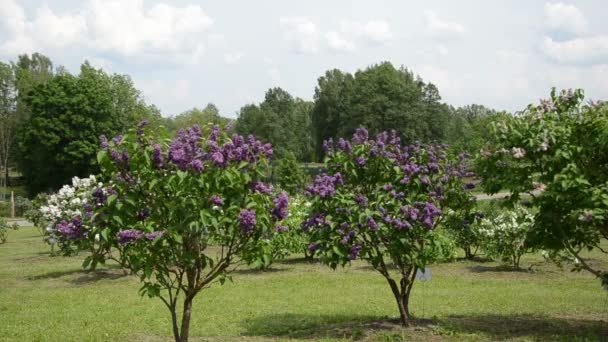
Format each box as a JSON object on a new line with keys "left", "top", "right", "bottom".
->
{"left": 304, "top": 128, "right": 472, "bottom": 326}
{"left": 96, "top": 122, "right": 287, "bottom": 342}
{"left": 477, "top": 88, "right": 608, "bottom": 287}
{"left": 36, "top": 176, "right": 113, "bottom": 270}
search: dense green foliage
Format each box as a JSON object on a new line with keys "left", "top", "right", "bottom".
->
{"left": 311, "top": 63, "right": 451, "bottom": 159}
{"left": 477, "top": 89, "right": 608, "bottom": 286}
{"left": 16, "top": 62, "right": 160, "bottom": 195}
{"left": 236, "top": 88, "right": 313, "bottom": 161}
{"left": 167, "top": 104, "right": 229, "bottom": 132}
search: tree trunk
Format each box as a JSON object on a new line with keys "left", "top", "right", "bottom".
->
{"left": 4, "top": 162, "right": 8, "bottom": 187}
{"left": 170, "top": 303, "right": 180, "bottom": 342}
{"left": 386, "top": 278, "right": 410, "bottom": 326}
{"left": 179, "top": 296, "right": 194, "bottom": 342}
{"left": 464, "top": 246, "right": 472, "bottom": 259}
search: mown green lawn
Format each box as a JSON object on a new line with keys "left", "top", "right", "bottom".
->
{"left": 1, "top": 227, "right": 607, "bottom": 341}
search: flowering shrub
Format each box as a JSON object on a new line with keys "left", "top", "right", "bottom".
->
{"left": 478, "top": 206, "right": 534, "bottom": 268}
{"left": 477, "top": 88, "right": 608, "bottom": 287}
{"left": 263, "top": 194, "right": 312, "bottom": 266}
{"left": 35, "top": 176, "right": 111, "bottom": 268}
{"left": 96, "top": 122, "right": 287, "bottom": 342}
{"left": 25, "top": 193, "right": 49, "bottom": 236}
{"left": 304, "top": 129, "right": 472, "bottom": 326}
{"left": 0, "top": 217, "right": 18, "bottom": 244}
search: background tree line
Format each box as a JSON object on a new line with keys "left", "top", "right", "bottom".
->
{"left": 0, "top": 53, "right": 504, "bottom": 197}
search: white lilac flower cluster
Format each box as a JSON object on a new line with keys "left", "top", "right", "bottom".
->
{"left": 38, "top": 175, "right": 102, "bottom": 245}
{"left": 477, "top": 206, "right": 534, "bottom": 259}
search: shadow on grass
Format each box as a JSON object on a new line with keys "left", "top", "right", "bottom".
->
{"left": 232, "top": 267, "right": 289, "bottom": 275}
{"left": 467, "top": 265, "right": 532, "bottom": 273}
{"left": 442, "top": 314, "right": 607, "bottom": 340}
{"left": 240, "top": 313, "right": 440, "bottom": 340}
{"left": 276, "top": 257, "right": 319, "bottom": 265}
{"left": 26, "top": 264, "right": 128, "bottom": 284}
{"left": 240, "top": 313, "right": 606, "bottom": 341}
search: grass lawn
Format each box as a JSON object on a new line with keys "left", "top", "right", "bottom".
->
{"left": 1, "top": 227, "right": 607, "bottom": 341}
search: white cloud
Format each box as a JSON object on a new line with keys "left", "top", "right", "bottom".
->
{"left": 325, "top": 20, "right": 392, "bottom": 52}
{"left": 326, "top": 31, "right": 356, "bottom": 52}
{"left": 340, "top": 20, "right": 393, "bottom": 45}
{"left": 425, "top": 10, "right": 466, "bottom": 38}
{"left": 279, "top": 16, "right": 319, "bottom": 54}
{"left": 85, "top": 0, "right": 212, "bottom": 57}
{"left": 0, "top": 1, "right": 87, "bottom": 55}
{"left": 0, "top": 0, "right": 214, "bottom": 63}
{"left": 544, "top": 2, "right": 587, "bottom": 35}
{"left": 224, "top": 52, "right": 244, "bottom": 64}
{"left": 541, "top": 35, "right": 608, "bottom": 64}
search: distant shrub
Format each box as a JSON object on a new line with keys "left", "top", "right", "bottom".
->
{"left": 273, "top": 151, "right": 308, "bottom": 194}
{"left": 478, "top": 205, "right": 534, "bottom": 268}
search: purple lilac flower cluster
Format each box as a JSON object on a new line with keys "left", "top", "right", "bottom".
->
{"left": 210, "top": 195, "right": 224, "bottom": 206}
{"left": 271, "top": 192, "right": 289, "bottom": 221}
{"left": 274, "top": 225, "right": 289, "bottom": 233}
{"left": 304, "top": 173, "right": 344, "bottom": 198}
{"left": 167, "top": 126, "right": 204, "bottom": 172}
{"left": 55, "top": 217, "right": 85, "bottom": 240}
{"left": 239, "top": 209, "right": 256, "bottom": 234}
{"left": 301, "top": 212, "right": 330, "bottom": 231}
{"left": 251, "top": 181, "right": 273, "bottom": 194}
{"left": 117, "top": 229, "right": 143, "bottom": 244}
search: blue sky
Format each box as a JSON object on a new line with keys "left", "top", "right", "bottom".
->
{"left": 1, "top": 0, "right": 607, "bottom": 118}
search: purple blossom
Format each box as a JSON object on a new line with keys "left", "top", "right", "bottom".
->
{"left": 336, "top": 138, "right": 352, "bottom": 153}
{"left": 55, "top": 217, "right": 85, "bottom": 240}
{"left": 421, "top": 202, "right": 442, "bottom": 229}
{"left": 92, "top": 188, "right": 106, "bottom": 208}
{"left": 308, "top": 243, "right": 319, "bottom": 252}
{"left": 271, "top": 192, "right": 289, "bottom": 221}
{"left": 382, "top": 184, "right": 394, "bottom": 191}
{"left": 190, "top": 159, "right": 204, "bottom": 173}
{"left": 352, "top": 128, "right": 369, "bottom": 144}
{"left": 275, "top": 225, "right": 289, "bottom": 233}
{"left": 112, "top": 135, "right": 124, "bottom": 145}
{"left": 420, "top": 176, "right": 430, "bottom": 187}
{"left": 152, "top": 144, "right": 164, "bottom": 168}
{"left": 117, "top": 229, "right": 143, "bottom": 244}
{"left": 355, "top": 194, "right": 368, "bottom": 208}
{"left": 322, "top": 138, "right": 334, "bottom": 153}
{"left": 210, "top": 151, "right": 225, "bottom": 167}
{"left": 304, "top": 173, "right": 343, "bottom": 199}
{"left": 355, "top": 157, "right": 367, "bottom": 167}
{"left": 145, "top": 231, "right": 165, "bottom": 240}
{"left": 167, "top": 126, "right": 202, "bottom": 171}
{"left": 210, "top": 195, "right": 224, "bottom": 206}
{"left": 367, "top": 217, "right": 378, "bottom": 231}
{"left": 239, "top": 209, "right": 256, "bottom": 234}
{"left": 428, "top": 162, "right": 439, "bottom": 172}
{"left": 349, "top": 244, "right": 362, "bottom": 260}
{"left": 100, "top": 135, "right": 109, "bottom": 150}
{"left": 251, "top": 181, "right": 273, "bottom": 194}
{"left": 465, "top": 183, "right": 476, "bottom": 190}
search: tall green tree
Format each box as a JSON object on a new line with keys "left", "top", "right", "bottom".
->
{"left": 169, "top": 103, "right": 228, "bottom": 132}
{"left": 236, "top": 87, "right": 313, "bottom": 161}
{"left": 0, "top": 62, "right": 17, "bottom": 188}
{"left": 312, "top": 62, "right": 450, "bottom": 160}
{"left": 17, "top": 62, "right": 156, "bottom": 195}
{"left": 446, "top": 104, "right": 505, "bottom": 153}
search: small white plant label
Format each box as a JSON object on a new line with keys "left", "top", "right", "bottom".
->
{"left": 415, "top": 268, "right": 432, "bottom": 281}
